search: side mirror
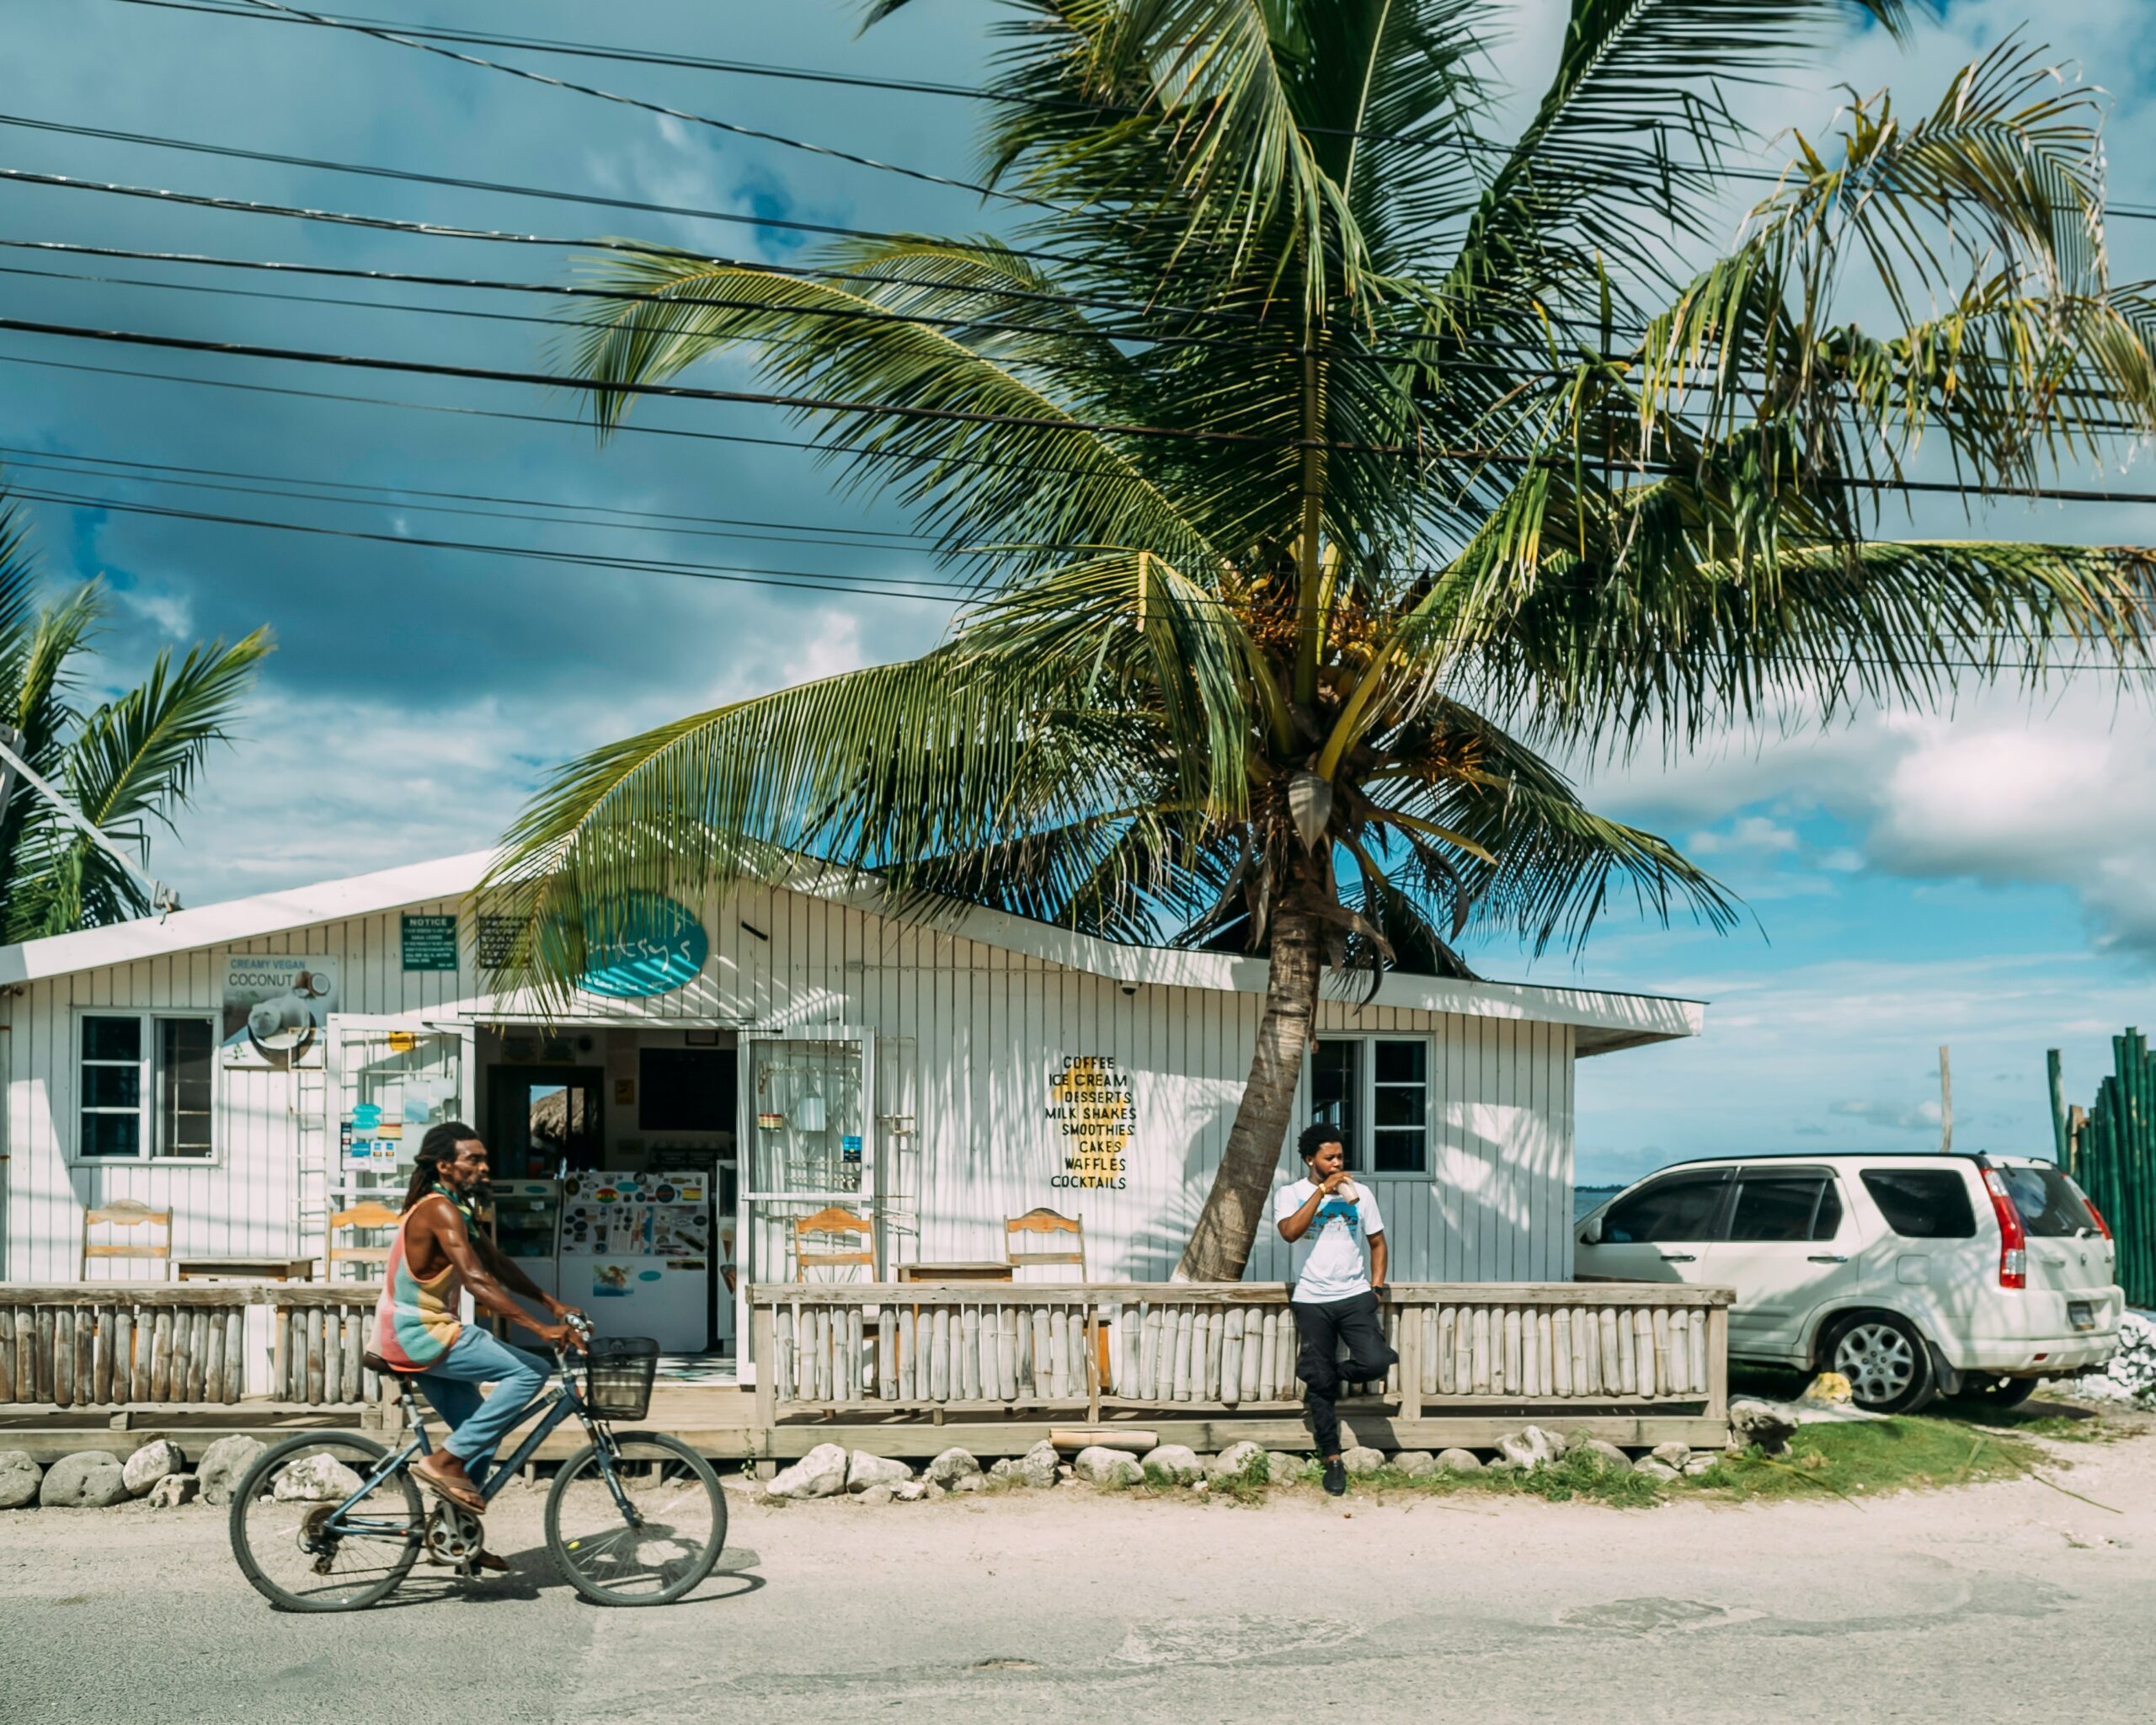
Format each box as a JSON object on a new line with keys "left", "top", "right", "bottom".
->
{"left": 1578, "top": 1216, "right": 1602, "bottom": 1246}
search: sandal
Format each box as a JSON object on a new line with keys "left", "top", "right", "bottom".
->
{"left": 413, "top": 1453, "right": 487, "bottom": 1515}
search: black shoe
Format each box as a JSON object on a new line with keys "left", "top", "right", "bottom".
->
{"left": 1322, "top": 1460, "right": 1347, "bottom": 1497}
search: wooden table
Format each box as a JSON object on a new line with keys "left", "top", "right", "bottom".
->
{"left": 896, "top": 1261, "right": 1014, "bottom": 1284}
{"left": 175, "top": 1256, "right": 318, "bottom": 1283}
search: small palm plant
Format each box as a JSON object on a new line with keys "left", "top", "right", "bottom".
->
{"left": 491, "top": 3, "right": 2156, "bottom": 1278}
{"left": 0, "top": 491, "right": 272, "bottom": 939}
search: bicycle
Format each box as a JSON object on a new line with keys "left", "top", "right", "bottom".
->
{"left": 227, "top": 1320, "right": 728, "bottom": 1611}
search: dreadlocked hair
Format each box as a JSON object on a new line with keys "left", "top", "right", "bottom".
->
{"left": 403, "top": 1120, "right": 478, "bottom": 1212}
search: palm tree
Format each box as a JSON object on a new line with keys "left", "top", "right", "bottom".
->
{"left": 488, "top": 3, "right": 2156, "bottom": 1279}
{"left": 0, "top": 489, "right": 273, "bottom": 939}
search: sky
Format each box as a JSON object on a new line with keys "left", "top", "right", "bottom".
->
{"left": 7, "top": 0, "right": 2156, "bottom": 1186}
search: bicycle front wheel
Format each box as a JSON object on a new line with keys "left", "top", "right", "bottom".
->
{"left": 545, "top": 1431, "right": 727, "bottom": 1606}
{"left": 229, "top": 1432, "right": 423, "bottom": 1612}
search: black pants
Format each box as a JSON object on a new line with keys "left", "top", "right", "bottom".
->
{"left": 1292, "top": 1291, "right": 1398, "bottom": 1457}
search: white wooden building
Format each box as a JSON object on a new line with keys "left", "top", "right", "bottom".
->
{"left": 0, "top": 852, "right": 1700, "bottom": 1355}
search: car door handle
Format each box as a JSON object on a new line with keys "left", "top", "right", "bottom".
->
{"left": 1659, "top": 1253, "right": 1696, "bottom": 1263}
{"left": 1807, "top": 1254, "right": 1848, "bottom": 1263}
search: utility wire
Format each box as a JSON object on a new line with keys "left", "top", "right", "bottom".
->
{"left": 0, "top": 164, "right": 1274, "bottom": 334}
{"left": 8, "top": 342, "right": 2153, "bottom": 514}
{"left": 224, "top": 0, "right": 1090, "bottom": 224}
{"left": 14, "top": 474, "right": 2155, "bottom": 681}
{"left": 8, "top": 246, "right": 2150, "bottom": 437}
{"left": 5, "top": 480, "right": 974, "bottom": 601}
{"left": 106, "top": 0, "right": 2156, "bottom": 223}
{"left": 0, "top": 446, "right": 952, "bottom": 553}
{"left": 9, "top": 312, "right": 2156, "bottom": 499}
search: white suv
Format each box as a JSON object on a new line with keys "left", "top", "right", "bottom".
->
{"left": 1575, "top": 1152, "right": 2121, "bottom": 1413}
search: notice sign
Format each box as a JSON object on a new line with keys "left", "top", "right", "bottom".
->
{"left": 1046, "top": 1054, "right": 1132, "bottom": 1190}
{"left": 401, "top": 914, "right": 458, "bottom": 972}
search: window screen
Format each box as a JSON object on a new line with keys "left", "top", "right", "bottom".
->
{"left": 1371, "top": 1039, "right": 1428, "bottom": 1173}
{"left": 80, "top": 1015, "right": 144, "bottom": 1158}
{"left": 1601, "top": 1172, "right": 1728, "bottom": 1244}
{"left": 1309, "top": 1040, "right": 1360, "bottom": 1170}
{"left": 1728, "top": 1174, "right": 1843, "bottom": 1242}
{"left": 1860, "top": 1168, "right": 1977, "bottom": 1238}
{"left": 157, "top": 1018, "right": 215, "bottom": 1160}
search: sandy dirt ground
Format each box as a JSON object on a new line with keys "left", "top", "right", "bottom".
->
{"left": 4, "top": 1426, "right": 2155, "bottom": 1725}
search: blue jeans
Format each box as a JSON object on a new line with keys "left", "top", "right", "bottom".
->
{"left": 413, "top": 1327, "right": 550, "bottom": 1489}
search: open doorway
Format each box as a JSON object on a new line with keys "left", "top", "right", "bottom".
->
{"left": 486, "top": 1064, "right": 604, "bottom": 1179}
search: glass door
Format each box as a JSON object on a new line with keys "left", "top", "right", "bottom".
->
{"left": 735, "top": 1030, "right": 874, "bottom": 1363}
{"left": 323, "top": 1016, "right": 473, "bottom": 1272}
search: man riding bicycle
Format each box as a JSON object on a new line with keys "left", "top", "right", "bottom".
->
{"left": 369, "top": 1121, "right": 585, "bottom": 1546}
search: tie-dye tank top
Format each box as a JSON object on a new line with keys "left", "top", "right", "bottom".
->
{"left": 369, "top": 1199, "right": 466, "bottom": 1370}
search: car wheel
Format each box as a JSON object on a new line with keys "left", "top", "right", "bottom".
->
{"left": 1828, "top": 1313, "right": 1937, "bottom": 1414}
{"left": 1957, "top": 1374, "right": 2038, "bottom": 1409}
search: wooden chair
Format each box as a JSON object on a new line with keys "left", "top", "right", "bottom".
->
{"left": 1005, "top": 1206, "right": 1086, "bottom": 1274}
{"left": 80, "top": 1200, "right": 172, "bottom": 1279}
{"left": 794, "top": 1205, "right": 875, "bottom": 1281}
{"left": 1006, "top": 1206, "right": 1106, "bottom": 1386}
{"left": 326, "top": 1201, "right": 403, "bottom": 1282}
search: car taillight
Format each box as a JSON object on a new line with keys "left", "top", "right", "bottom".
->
{"left": 2084, "top": 1197, "right": 2113, "bottom": 1241}
{"left": 1983, "top": 1169, "right": 2027, "bottom": 1290}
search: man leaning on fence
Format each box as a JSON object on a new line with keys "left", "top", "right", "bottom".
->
{"left": 1276, "top": 1123, "right": 1398, "bottom": 1497}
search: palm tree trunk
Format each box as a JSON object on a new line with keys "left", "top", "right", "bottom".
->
{"left": 1173, "top": 898, "right": 1325, "bottom": 1282}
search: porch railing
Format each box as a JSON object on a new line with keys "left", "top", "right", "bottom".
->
{"left": 750, "top": 1280, "right": 1731, "bottom": 1425}
{"left": 0, "top": 1283, "right": 382, "bottom": 1408}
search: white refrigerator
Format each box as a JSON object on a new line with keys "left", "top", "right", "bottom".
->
{"left": 557, "top": 1171, "right": 713, "bottom": 1351}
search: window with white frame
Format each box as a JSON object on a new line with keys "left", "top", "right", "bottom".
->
{"left": 77, "top": 1013, "right": 216, "bottom": 1161}
{"left": 1308, "top": 1035, "right": 1431, "bottom": 1174}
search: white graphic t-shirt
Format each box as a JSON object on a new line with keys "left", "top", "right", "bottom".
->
{"left": 1275, "top": 1176, "right": 1385, "bottom": 1305}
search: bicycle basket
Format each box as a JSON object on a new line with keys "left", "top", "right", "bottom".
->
{"left": 584, "top": 1336, "right": 660, "bottom": 1420}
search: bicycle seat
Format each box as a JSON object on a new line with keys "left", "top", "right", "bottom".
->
{"left": 361, "top": 1351, "right": 415, "bottom": 1378}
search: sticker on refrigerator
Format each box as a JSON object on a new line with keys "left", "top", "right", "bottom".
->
{"left": 591, "top": 1263, "right": 632, "bottom": 1297}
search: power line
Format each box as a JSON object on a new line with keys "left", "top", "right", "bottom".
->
{"left": 0, "top": 446, "right": 949, "bottom": 553}
{"left": 13, "top": 475, "right": 2153, "bottom": 681}
{"left": 6, "top": 479, "right": 974, "bottom": 601}
{"left": 0, "top": 163, "right": 1272, "bottom": 334}
{"left": 220, "top": 0, "right": 1086, "bottom": 223}
{"left": 0, "top": 242, "right": 1516, "bottom": 376}
{"left": 0, "top": 311, "right": 1524, "bottom": 455}
{"left": 105, "top": 0, "right": 2156, "bottom": 222}
{"left": 12, "top": 244, "right": 2151, "bottom": 446}
{"left": 8, "top": 339, "right": 2152, "bottom": 515}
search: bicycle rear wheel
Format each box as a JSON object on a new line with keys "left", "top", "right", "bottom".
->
{"left": 545, "top": 1431, "right": 727, "bottom": 1606}
{"left": 229, "top": 1432, "right": 423, "bottom": 1612}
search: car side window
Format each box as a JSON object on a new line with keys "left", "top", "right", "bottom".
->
{"left": 1728, "top": 1175, "right": 1843, "bottom": 1242}
{"left": 1601, "top": 1173, "right": 1728, "bottom": 1244}
{"left": 1860, "top": 1169, "right": 1977, "bottom": 1238}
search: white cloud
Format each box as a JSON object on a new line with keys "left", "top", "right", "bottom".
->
{"left": 1682, "top": 815, "right": 1800, "bottom": 859}
{"left": 1830, "top": 1097, "right": 1944, "bottom": 1133}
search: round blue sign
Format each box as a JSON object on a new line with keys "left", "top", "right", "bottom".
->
{"left": 574, "top": 893, "right": 709, "bottom": 999}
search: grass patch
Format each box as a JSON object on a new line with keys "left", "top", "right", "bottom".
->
{"left": 1686, "top": 1416, "right": 2039, "bottom": 1503}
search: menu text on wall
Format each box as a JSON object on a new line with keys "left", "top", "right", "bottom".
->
{"left": 1046, "top": 1054, "right": 1132, "bottom": 1190}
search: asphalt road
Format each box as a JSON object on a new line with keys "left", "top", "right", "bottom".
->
{"left": 6, "top": 1434, "right": 2156, "bottom": 1725}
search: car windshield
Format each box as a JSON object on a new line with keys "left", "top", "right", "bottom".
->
{"left": 1997, "top": 1164, "right": 2097, "bottom": 1237}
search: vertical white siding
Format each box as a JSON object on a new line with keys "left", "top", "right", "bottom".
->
{"left": 6, "top": 886, "right": 1584, "bottom": 1285}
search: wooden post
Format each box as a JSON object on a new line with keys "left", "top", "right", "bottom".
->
{"left": 53, "top": 1309, "right": 74, "bottom": 1408}
{"left": 1083, "top": 1305, "right": 1102, "bottom": 1424}
{"left": 1399, "top": 1306, "right": 1423, "bottom": 1420}
{"left": 305, "top": 1307, "right": 326, "bottom": 1405}
{"left": 76, "top": 1307, "right": 96, "bottom": 1404}
{"left": 203, "top": 1311, "right": 226, "bottom": 1407}
{"left": 750, "top": 1300, "right": 776, "bottom": 1462}
{"left": 1705, "top": 1302, "right": 1730, "bottom": 1426}
{"left": 0, "top": 1306, "right": 15, "bottom": 1402}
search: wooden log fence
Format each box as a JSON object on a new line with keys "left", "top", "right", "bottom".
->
{"left": 0, "top": 1284, "right": 382, "bottom": 1408}
{"left": 751, "top": 1281, "right": 1732, "bottom": 1427}
{"left": 2056, "top": 1029, "right": 2156, "bottom": 1308}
